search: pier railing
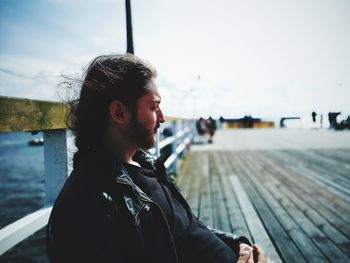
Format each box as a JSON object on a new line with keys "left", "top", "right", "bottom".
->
{"left": 0, "top": 96, "right": 194, "bottom": 255}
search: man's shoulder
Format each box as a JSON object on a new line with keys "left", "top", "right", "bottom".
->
{"left": 50, "top": 170, "right": 121, "bottom": 229}
{"left": 53, "top": 171, "right": 101, "bottom": 210}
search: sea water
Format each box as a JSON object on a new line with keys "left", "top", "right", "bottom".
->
{"left": 0, "top": 131, "right": 47, "bottom": 262}
{"left": 0, "top": 132, "right": 46, "bottom": 227}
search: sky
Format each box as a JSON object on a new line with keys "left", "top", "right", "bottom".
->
{"left": 1, "top": 0, "right": 349, "bottom": 126}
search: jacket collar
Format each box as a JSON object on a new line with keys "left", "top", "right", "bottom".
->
{"left": 132, "top": 148, "right": 157, "bottom": 170}
{"left": 112, "top": 148, "right": 156, "bottom": 202}
{"left": 78, "top": 147, "right": 160, "bottom": 202}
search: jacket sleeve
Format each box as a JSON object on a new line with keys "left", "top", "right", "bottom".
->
{"left": 47, "top": 191, "right": 127, "bottom": 263}
{"left": 207, "top": 226, "right": 252, "bottom": 256}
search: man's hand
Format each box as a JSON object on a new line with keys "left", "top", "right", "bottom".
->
{"left": 237, "top": 243, "right": 275, "bottom": 263}
{"left": 252, "top": 244, "right": 274, "bottom": 263}
{"left": 237, "top": 243, "right": 254, "bottom": 263}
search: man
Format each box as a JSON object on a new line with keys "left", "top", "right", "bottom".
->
{"left": 47, "top": 54, "right": 270, "bottom": 262}
{"left": 207, "top": 116, "right": 217, "bottom": 143}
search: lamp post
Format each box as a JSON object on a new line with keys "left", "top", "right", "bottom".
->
{"left": 125, "top": 0, "right": 134, "bottom": 54}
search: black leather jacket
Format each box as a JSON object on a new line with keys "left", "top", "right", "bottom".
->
{"left": 47, "top": 149, "right": 250, "bottom": 263}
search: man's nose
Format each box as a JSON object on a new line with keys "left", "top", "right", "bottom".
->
{"left": 157, "top": 109, "right": 165, "bottom": 123}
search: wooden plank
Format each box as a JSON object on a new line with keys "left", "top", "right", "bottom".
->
{"left": 176, "top": 152, "right": 195, "bottom": 199}
{"left": 314, "top": 149, "right": 350, "bottom": 164}
{"left": 244, "top": 151, "right": 349, "bottom": 261}
{"left": 198, "top": 153, "right": 213, "bottom": 226}
{"left": 214, "top": 152, "right": 252, "bottom": 239}
{"left": 232, "top": 152, "right": 308, "bottom": 263}
{"left": 294, "top": 165, "right": 350, "bottom": 200}
{"left": 229, "top": 175, "right": 282, "bottom": 262}
{"left": 278, "top": 181, "right": 350, "bottom": 257}
{"left": 0, "top": 96, "right": 68, "bottom": 132}
{"left": 178, "top": 146, "right": 350, "bottom": 262}
{"left": 290, "top": 150, "right": 350, "bottom": 196}
{"left": 256, "top": 151, "right": 350, "bottom": 242}
{"left": 255, "top": 151, "right": 350, "bottom": 230}
{"left": 294, "top": 190, "right": 350, "bottom": 237}
{"left": 260, "top": 151, "right": 350, "bottom": 220}
{"left": 264, "top": 181, "right": 349, "bottom": 261}
{"left": 249, "top": 186, "right": 322, "bottom": 263}
{"left": 186, "top": 153, "right": 203, "bottom": 217}
{"left": 286, "top": 150, "right": 350, "bottom": 188}
{"left": 296, "top": 150, "right": 350, "bottom": 177}
{"left": 240, "top": 151, "right": 328, "bottom": 262}
{"left": 209, "top": 153, "right": 231, "bottom": 232}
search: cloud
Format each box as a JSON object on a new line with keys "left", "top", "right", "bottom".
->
{"left": 0, "top": 67, "right": 44, "bottom": 80}
{"left": 1, "top": 0, "right": 349, "bottom": 120}
{"left": 0, "top": 55, "right": 62, "bottom": 100}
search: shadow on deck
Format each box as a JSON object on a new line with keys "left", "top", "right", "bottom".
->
{"left": 176, "top": 134, "right": 350, "bottom": 262}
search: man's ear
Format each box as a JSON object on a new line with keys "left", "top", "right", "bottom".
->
{"left": 108, "top": 100, "right": 128, "bottom": 124}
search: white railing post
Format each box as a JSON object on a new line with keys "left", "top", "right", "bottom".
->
{"left": 43, "top": 129, "right": 68, "bottom": 205}
{"left": 171, "top": 121, "right": 178, "bottom": 176}
{"left": 181, "top": 120, "right": 189, "bottom": 159}
{"left": 155, "top": 132, "right": 161, "bottom": 157}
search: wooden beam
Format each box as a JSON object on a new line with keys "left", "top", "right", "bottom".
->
{"left": 0, "top": 96, "right": 68, "bottom": 132}
{"left": 0, "top": 96, "right": 188, "bottom": 132}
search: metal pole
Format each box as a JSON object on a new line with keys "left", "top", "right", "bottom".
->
{"left": 125, "top": 0, "right": 134, "bottom": 54}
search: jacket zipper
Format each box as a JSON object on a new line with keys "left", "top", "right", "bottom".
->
{"left": 152, "top": 201, "right": 179, "bottom": 263}
{"left": 135, "top": 203, "right": 150, "bottom": 224}
{"left": 115, "top": 176, "right": 179, "bottom": 263}
{"left": 115, "top": 177, "right": 153, "bottom": 203}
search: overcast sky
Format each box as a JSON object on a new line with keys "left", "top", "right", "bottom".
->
{"left": 1, "top": 0, "right": 349, "bottom": 124}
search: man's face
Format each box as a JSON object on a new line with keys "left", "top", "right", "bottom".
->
{"left": 127, "top": 79, "right": 165, "bottom": 149}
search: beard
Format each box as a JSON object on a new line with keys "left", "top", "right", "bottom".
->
{"left": 126, "top": 116, "right": 158, "bottom": 149}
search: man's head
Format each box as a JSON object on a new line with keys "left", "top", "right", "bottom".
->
{"left": 108, "top": 77, "right": 164, "bottom": 150}
{"left": 69, "top": 54, "right": 163, "bottom": 153}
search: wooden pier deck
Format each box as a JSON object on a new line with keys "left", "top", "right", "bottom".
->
{"left": 176, "top": 129, "right": 350, "bottom": 263}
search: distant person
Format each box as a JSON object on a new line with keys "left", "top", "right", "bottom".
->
{"left": 311, "top": 111, "right": 317, "bottom": 128}
{"left": 160, "top": 126, "right": 174, "bottom": 160}
{"left": 195, "top": 117, "right": 208, "bottom": 135}
{"left": 207, "top": 116, "right": 217, "bottom": 143}
{"left": 312, "top": 111, "right": 317, "bottom": 122}
{"left": 46, "top": 54, "right": 271, "bottom": 262}
{"left": 320, "top": 114, "right": 323, "bottom": 128}
{"left": 328, "top": 112, "right": 332, "bottom": 129}
{"left": 195, "top": 117, "right": 209, "bottom": 144}
{"left": 343, "top": 115, "right": 350, "bottom": 129}
{"left": 219, "top": 116, "right": 225, "bottom": 129}
{"left": 328, "top": 112, "right": 341, "bottom": 129}
{"left": 337, "top": 114, "right": 350, "bottom": 130}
